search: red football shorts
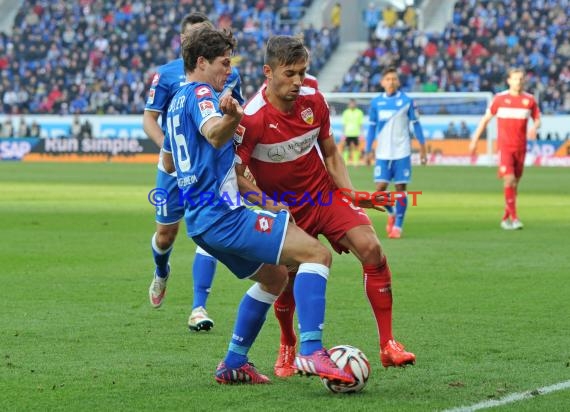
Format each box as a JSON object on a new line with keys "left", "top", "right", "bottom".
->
{"left": 294, "top": 196, "right": 372, "bottom": 254}
{"left": 498, "top": 149, "right": 526, "bottom": 178}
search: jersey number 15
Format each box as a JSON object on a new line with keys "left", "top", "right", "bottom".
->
{"left": 167, "top": 114, "right": 191, "bottom": 172}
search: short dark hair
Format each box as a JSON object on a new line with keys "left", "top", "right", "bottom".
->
{"left": 507, "top": 67, "right": 525, "bottom": 79}
{"left": 180, "top": 12, "right": 209, "bottom": 33}
{"left": 382, "top": 66, "right": 398, "bottom": 77}
{"left": 264, "top": 35, "right": 308, "bottom": 68}
{"left": 182, "top": 27, "right": 236, "bottom": 73}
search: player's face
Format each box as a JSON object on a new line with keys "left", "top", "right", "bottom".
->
{"left": 204, "top": 50, "right": 232, "bottom": 93}
{"left": 266, "top": 59, "right": 307, "bottom": 102}
{"left": 381, "top": 72, "right": 400, "bottom": 95}
{"left": 507, "top": 72, "right": 525, "bottom": 94}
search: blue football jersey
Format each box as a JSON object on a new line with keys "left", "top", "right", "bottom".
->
{"left": 145, "top": 58, "right": 243, "bottom": 153}
{"left": 166, "top": 82, "right": 242, "bottom": 236}
{"left": 366, "top": 91, "right": 420, "bottom": 160}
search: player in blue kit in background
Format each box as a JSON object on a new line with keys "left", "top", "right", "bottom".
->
{"left": 144, "top": 13, "right": 244, "bottom": 332}
{"left": 166, "top": 26, "right": 355, "bottom": 385}
{"left": 366, "top": 66, "right": 427, "bottom": 239}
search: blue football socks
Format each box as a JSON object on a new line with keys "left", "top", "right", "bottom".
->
{"left": 294, "top": 263, "right": 329, "bottom": 356}
{"left": 395, "top": 192, "right": 408, "bottom": 228}
{"left": 225, "top": 284, "right": 277, "bottom": 368}
{"left": 151, "top": 233, "right": 172, "bottom": 278}
{"left": 192, "top": 248, "right": 217, "bottom": 309}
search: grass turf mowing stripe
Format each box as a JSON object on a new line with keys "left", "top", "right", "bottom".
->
{"left": 444, "top": 379, "right": 570, "bottom": 411}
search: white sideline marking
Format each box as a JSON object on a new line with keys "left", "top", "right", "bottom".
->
{"left": 443, "top": 380, "right": 570, "bottom": 412}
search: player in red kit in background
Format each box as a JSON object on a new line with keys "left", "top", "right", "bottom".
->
{"left": 470, "top": 68, "right": 541, "bottom": 230}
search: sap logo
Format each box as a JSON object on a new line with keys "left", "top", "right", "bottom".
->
{"left": 527, "top": 142, "right": 556, "bottom": 157}
{"left": 0, "top": 140, "right": 33, "bottom": 160}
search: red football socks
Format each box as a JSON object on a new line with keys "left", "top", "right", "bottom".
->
{"left": 274, "top": 288, "right": 297, "bottom": 346}
{"left": 363, "top": 257, "right": 394, "bottom": 348}
{"left": 504, "top": 186, "right": 517, "bottom": 220}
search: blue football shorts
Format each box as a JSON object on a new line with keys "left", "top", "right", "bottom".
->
{"left": 374, "top": 156, "right": 412, "bottom": 184}
{"left": 192, "top": 208, "right": 290, "bottom": 279}
{"left": 154, "top": 169, "right": 184, "bottom": 225}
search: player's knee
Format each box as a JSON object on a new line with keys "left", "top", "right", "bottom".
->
{"left": 376, "top": 182, "right": 388, "bottom": 192}
{"left": 260, "top": 266, "right": 288, "bottom": 296}
{"left": 311, "top": 242, "right": 332, "bottom": 267}
{"left": 503, "top": 175, "right": 516, "bottom": 187}
{"left": 394, "top": 184, "right": 407, "bottom": 192}
{"left": 156, "top": 226, "right": 178, "bottom": 249}
{"left": 358, "top": 236, "right": 383, "bottom": 264}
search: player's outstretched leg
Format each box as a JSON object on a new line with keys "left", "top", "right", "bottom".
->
{"left": 344, "top": 225, "right": 416, "bottom": 368}
{"left": 149, "top": 231, "right": 174, "bottom": 308}
{"left": 291, "top": 263, "right": 354, "bottom": 384}
{"left": 364, "top": 255, "right": 415, "bottom": 367}
{"left": 188, "top": 246, "right": 217, "bottom": 331}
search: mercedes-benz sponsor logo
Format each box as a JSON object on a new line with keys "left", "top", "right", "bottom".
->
{"left": 268, "top": 146, "right": 285, "bottom": 161}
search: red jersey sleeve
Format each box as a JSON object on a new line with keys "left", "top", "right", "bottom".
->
{"left": 488, "top": 95, "right": 500, "bottom": 115}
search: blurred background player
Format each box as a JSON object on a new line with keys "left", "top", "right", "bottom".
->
{"left": 236, "top": 36, "right": 416, "bottom": 378}
{"left": 341, "top": 98, "right": 364, "bottom": 166}
{"left": 168, "top": 26, "right": 353, "bottom": 385}
{"left": 144, "top": 13, "right": 244, "bottom": 331}
{"left": 366, "top": 67, "right": 427, "bottom": 239}
{"left": 469, "top": 68, "right": 541, "bottom": 230}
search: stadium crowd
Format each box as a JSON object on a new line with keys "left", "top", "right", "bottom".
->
{"left": 339, "top": 0, "right": 570, "bottom": 115}
{"left": 0, "top": 0, "right": 339, "bottom": 115}
{"left": 1, "top": 0, "right": 569, "bottom": 116}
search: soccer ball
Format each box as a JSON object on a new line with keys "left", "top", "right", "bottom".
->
{"left": 321, "top": 345, "right": 371, "bottom": 394}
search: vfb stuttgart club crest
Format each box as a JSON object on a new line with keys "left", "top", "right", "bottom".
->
{"left": 301, "top": 108, "right": 314, "bottom": 125}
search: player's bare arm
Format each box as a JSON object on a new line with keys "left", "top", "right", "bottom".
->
{"left": 235, "top": 163, "right": 291, "bottom": 216}
{"left": 469, "top": 111, "right": 494, "bottom": 155}
{"left": 143, "top": 110, "right": 165, "bottom": 147}
{"left": 528, "top": 116, "right": 541, "bottom": 139}
{"left": 419, "top": 142, "right": 428, "bottom": 165}
{"left": 144, "top": 110, "right": 176, "bottom": 173}
{"left": 319, "top": 135, "right": 386, "bottom": 211}
{"left": 201, "top": 95, "right": 243, "bottom": 149}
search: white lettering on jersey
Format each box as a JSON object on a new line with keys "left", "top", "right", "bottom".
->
{"left": 251, "top": 128, "right": 320, "bottom": 163}
{"left": 168, "top": 95, "right": 186, "bottom": 112}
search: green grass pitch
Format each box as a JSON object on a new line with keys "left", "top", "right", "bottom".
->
{"left": 1, "top": 162, "right": 569, "bottom": 411}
